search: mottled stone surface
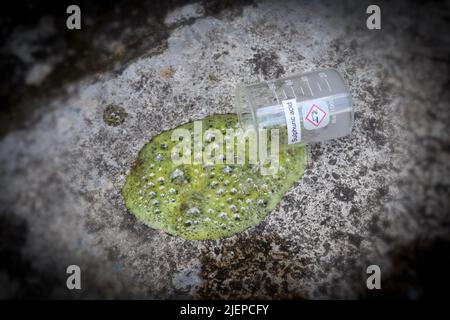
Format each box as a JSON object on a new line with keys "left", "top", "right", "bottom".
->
{"left": 0, "top": 0, "right": 449, "bottom": 299}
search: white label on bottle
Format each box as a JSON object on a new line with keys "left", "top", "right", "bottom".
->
{"left": 301, "top": 97, "right": 331, "bottom": 130}
{"left": 282, "top": 98, "right": 301, "bottom": 144}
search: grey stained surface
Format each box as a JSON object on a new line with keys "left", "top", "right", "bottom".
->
{"left": 0, "top": 1, "right": 449, "bottom": 299}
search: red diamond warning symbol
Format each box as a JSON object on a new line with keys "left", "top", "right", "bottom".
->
{"left": 305, "top": 104, "right": 327, "bottom": 127}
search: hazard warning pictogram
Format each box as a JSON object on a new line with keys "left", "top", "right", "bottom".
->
{"left": 305, "top": 104, "right": 327, "bottom": 127}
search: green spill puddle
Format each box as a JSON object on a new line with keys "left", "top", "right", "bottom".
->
{"left": 122, "top": 114, "right": 307, "bottom": 240}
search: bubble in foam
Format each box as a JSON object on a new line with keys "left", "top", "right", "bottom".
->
{"left": 209, "top": 181, "right": 218, "bottom": 188}
{"left": 257, "top": 199, "right": 267, "bottom": 207}
{"left": 218, "top": 212, "right": 228, "bottom": 220}
{"left": 223, "top": 166, "right": 233, "bottom": 174}
{"left": 186, "top": 207, "right": 202, "bottom": 217}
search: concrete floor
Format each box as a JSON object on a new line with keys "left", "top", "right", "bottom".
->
{"left": 0, "top": 0, "right": 449, "bottom": 299}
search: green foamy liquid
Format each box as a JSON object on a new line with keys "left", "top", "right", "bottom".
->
{"left": 122, "top": 114, "right": 307, "bottom": 240}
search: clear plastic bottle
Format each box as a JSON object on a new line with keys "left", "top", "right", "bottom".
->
{"left": 234, "top": 68, "right": 353, "bottom": 146}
